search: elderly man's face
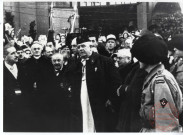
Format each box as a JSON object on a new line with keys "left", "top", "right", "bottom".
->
{"left": 117, "top": 55, "right": 131, "bottom": 66}
{"left": 77, "top": 42, "right": 92, "bottom": 58}
{"left": 31, "top": 44, "right": 42, "bottom": 57}
{"left": 5, "top": 47, "right": 18, "bottom": 64}
{"left": 106, "top": 39, "right": 116, "bottom": 50}
{"left": 51, "top": 54, "right": 64, "bottom": 70}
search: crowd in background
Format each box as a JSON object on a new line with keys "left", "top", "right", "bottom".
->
{"left": 3, "top": 21, "right": 183, "bottom": 132}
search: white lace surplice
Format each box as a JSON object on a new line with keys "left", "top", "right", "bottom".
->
{"left": 80, "top": 60, "right": 95, "bottom": 132}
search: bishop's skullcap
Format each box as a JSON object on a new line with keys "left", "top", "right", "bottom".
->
{"left": 76, "top": 35, "right": 90, "bottom": 44}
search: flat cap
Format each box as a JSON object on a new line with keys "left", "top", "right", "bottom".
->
{"left": 106, "top": 34, "right": 116, "bottom": 42}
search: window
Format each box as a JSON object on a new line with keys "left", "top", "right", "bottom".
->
{"left": 53, "top": 2, "right": 72, "bottom": 8}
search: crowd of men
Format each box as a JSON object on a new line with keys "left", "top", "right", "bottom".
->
{"left": 3, "top": 22, "right": 183, "bottom": 132}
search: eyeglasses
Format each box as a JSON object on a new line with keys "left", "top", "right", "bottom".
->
{"left": 77, "top": 44, "right": 86, "bottom": 49}
{"left": 116, "top": 57, "right": 128, "bottom": 60}
{"left": 72, "top": 45, "right": 77, "bottom": 48}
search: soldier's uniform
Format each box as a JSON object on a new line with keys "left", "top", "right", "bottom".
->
{"left": 170, "top": 58, "right": 183, "bottom": 93}
{"left": 139, "top": 64, "right": 183, "bottom": 132}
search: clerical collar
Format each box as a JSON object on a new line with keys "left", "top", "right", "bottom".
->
{"left": 33, "top": 55, "right": 41, "bottom": 59}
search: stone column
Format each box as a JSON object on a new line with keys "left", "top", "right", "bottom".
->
{"left": 137, "top": 2, "right": 147, "bottom": 29}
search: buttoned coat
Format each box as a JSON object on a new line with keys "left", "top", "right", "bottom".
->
{"left": 37, "top": 65, "right": 71, "bottom": 132}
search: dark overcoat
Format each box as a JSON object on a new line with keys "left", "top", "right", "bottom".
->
{"left": 38, "top": 65, "right": 71, "bottom": 132}
{"left": 116, "top": 63, "right": 148, "bottom": 132}
{"left": 67, "top": 52, "right": 121, "bottom": 132}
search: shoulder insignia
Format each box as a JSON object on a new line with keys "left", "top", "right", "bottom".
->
{"left": 155, "top": 79, "right": 165, "bottom": 84}
{"left": 160, "top": 98, "right": 168, "bottom": 108}
{"left": 155, "top": 72, "right": 165, "bottom": 84}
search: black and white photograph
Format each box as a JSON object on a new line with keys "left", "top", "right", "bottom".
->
{"left": 2, "top": 0, "right": 183, "bottom": 133}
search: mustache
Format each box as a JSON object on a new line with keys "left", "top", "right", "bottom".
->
{"left": 53, "top": 64, "right": 61, "bottom": 67}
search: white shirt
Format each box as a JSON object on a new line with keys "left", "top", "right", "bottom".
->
{"left": 5, "top": 62, "right": 18, "bottom": 79}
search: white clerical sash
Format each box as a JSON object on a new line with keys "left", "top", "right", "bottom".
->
{"left": 80, "top": 59, "right": 95, "bottom": 132}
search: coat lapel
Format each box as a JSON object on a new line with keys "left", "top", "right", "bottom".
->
{"left": 4, "top": 62, "right": 17, "bottom": 81}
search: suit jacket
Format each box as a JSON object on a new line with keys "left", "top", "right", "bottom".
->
{"left": 3, "top": 62, "right": 27, "bottom": 131}
{"left": 68, "top": 52, "right": 121, "bottom": 132}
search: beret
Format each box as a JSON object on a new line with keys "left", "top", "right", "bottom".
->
{"left": 76, "top": 35, "right": 90, "bottom": 44}
{"left": 170, "top": 34, "right": 183, "bottom": 51}
{"left": 131, "top": 33, "right": 168, "bottom": 65}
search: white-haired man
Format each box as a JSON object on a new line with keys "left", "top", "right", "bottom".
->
{"left": 116, "top": 48, "right": 134, "bottom": 83}
{"left": 38, "top": 53, "right": 71, "bottom": 131}
{"left": 23, "top": 41, "right": 52, "bottom": 131}
{"left": 68, "top": 35, "right": 121, "bottom": 132}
